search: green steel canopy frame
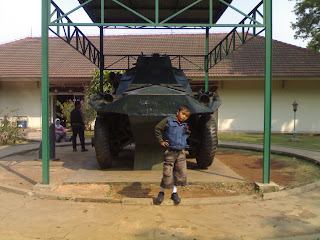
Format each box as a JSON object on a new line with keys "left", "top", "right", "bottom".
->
{"left": 41, "top": 0, "right": 272, "bottom": 184}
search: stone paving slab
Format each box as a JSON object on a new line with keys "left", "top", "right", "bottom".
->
{"left": 0, "top": 142, "right": 40, "bottom": 159}
{"left": 64, "top": 156, "right": 246, "bottom": 185}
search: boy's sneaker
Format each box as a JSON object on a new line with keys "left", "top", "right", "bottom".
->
{"left": 81, "top": 149, "right": 89, "bottom": 152}
{"left": 171, "top": 193, "right": 181, "bottom": 204}
{"left": 155, "top": 192, "right": 164, "bottom": 205}
{"left": 73, "top": 148, "right": 77, "bottom": 152}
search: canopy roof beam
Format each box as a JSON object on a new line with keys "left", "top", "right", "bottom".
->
{"left": 50, "top": 0, "right": 265, "bottom": 28}
{"left": 208, "top": 1, "right": 264, "bottom": 68}
{"left": 50, "top": 1, "right": 100, "bottom": 67}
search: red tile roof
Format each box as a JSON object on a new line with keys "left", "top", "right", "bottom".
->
{"left": 0, "top": 34, "right": 319, "bottom": 80}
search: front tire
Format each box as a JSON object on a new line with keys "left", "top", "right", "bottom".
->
{"left": 196, "top": 114, "right": 217, "bottom": 169}
{"left": 94, "top": 115, "right": 113, "bottom": 169}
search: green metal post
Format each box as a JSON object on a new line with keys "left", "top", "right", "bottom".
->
{"left": 101, "top": 0, "right": 104, "bottom": 23}
{"left": 99, "top": 26, "right": 104, "bottom": 93}
{"left": 100, "top": 0, "right": 104, "bottom": 92}
{"left": 155, "top": 0, "right": 159, "bottom": 24}
{"left": 41, "top": 0, "right": 50, "bottom": 184}
{"left": 263, "top": 0, "right": 272, "bottom": 183}
{"left": 209, "top": 0, "right": 213, "bottom": 24}
{"left": 205, "top": 27, "right": 209, "bottom": 92}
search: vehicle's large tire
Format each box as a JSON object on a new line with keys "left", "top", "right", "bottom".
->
{"left": 94, "top": 115, "right": 113, "bottom": 169}
{"left": 196, "top": 114, "right": 217, "bottom": 169}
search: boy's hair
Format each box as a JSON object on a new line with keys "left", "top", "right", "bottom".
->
{"left": 178, "top": 105, "right": 191, "bottom": 113}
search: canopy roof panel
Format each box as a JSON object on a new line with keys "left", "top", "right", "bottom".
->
{"left": 78, "top": 0, "right": 232, "bottom": 25}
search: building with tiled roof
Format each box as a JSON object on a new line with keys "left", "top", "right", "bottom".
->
{"left": 0, "top": 34, "right": 320, "bottom": 132}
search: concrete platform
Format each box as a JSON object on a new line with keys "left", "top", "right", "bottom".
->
{"left": 65, "top": 145, "right": 246, "bottom": 185}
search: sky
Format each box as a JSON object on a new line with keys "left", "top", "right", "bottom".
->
{"left": 0, "top": 0, "right": 308, "bottom": 48}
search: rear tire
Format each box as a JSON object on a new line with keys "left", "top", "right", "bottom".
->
{"left": 196, "top": 114, "right": 217, "bottom": 169}
{"left": 94, "top": 115, "right": 113, "bottom": 169}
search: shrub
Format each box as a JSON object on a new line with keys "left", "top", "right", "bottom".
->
{"left": 0, "top": 108, "right": 23, "bottom": 145}
{"left": 85, "top": 69, "right": 112, "bottom": 94}
{"left": 85, "top": 69, "right": 124, "bottom": 94}
{"left": 56, "top": 97, "right": 96, "bottom": 130}
{"left": 80, "top": 95, "right": 97, "bottom": 129}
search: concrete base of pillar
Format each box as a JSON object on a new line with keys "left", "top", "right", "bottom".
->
{"left": 254, "top": 181, "right": 279, "bottom": 193}
{"left": 33, "top": 183, "right": 58, "bottom": 192}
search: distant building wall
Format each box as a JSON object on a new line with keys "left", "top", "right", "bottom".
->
{"left": 1, "top": 79, "right": 320, "bottom": 133}
{"left": 0, "top": 81, "right": 41, "bottom": 129}
{"left": 217, "top": 80, "right": 320, "bottom": 133}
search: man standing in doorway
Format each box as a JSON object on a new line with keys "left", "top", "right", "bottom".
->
{"left": 70, "top": 101, "right": 88, "bottom": 152}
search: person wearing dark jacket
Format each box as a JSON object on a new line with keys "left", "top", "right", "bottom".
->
{"left": 70, "top": 101, "right": 88, "bottom": 152}
{"left": 154, "top": 105, "right": 191, "bottom": 205}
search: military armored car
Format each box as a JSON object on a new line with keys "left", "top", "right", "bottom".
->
{"left": 90, "top": 53, "right": 221, "bottom": 170}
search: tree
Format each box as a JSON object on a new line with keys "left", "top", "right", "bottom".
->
{"left": 0, "top": 108, "right": 23, "bottom": 144}
{"left": 56, "top": 97, "right": 96, "bottom": 130}
{"left": 291, "top": 0, "right": 320, "bottom": 52}
{"left": 85, "top": 69, "right": 112, "bottom": 94}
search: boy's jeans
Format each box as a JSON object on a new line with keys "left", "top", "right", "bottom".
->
{"left": 160, "top": 149, "right": 187, "bottom": 189}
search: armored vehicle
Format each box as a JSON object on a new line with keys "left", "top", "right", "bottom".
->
{"left": 90, "top": 53, "right": 221, "bottom": 170}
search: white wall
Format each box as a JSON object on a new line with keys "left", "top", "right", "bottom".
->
{"left": 1, "top": 79, "right": 320, "bottom": 133}
{"left": 217, "top": 80, "right": 320, "bottom": 133}
{"left": 0, "top": 81, "right": 41, "bottom": 129}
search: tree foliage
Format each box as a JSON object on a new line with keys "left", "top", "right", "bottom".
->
{"left": 56, "top": 97, "right": 96, "bottom": 130}
{"left": 0, "top": 108, "right": 23, "bottom": 145}
{"left": 85, "top": 69, "right": 124, "bottom": 95}
{"left": 85, "top": 69, "right": 112, "bottom": 94}
{"left": 291, "top": 0, "right": 320, "bottom": 51}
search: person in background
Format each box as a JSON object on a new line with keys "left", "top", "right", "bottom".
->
{"left": 70, "top": 101, "right": 88, "bottom": 152}
{"left": 54, "top": 118, "right": 70, "bottom": 142}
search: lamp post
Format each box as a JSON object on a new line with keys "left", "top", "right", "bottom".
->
{"left": 292, "top": 101, "right": 298, "bottom": 138}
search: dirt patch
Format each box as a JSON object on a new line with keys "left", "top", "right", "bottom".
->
{"left": 53, "top": 148, "right": 320, "bottom": 199}
{"left": 217, "top": 148, "right": 320, "bottom": 189}
{"left": 54, "top": 182, "right": 256, "bottom": 200}
{"left": 216, "top": 148, "right": 296, "bottom": 186}
{"left": 55, "top": 184, "right": 110, "bottom": 197}
{"left": 110, "top": 182, "right": 256, "bottom": 200}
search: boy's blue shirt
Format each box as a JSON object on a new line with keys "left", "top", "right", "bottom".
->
{"left": 155, "top": 116, "right": 190, "bottom": 150}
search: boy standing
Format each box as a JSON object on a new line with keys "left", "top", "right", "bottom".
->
{"left": 154, "top": 105, "right": 191, "bottom": 204}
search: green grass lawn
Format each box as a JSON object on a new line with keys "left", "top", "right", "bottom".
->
{"left": 84, "top": 130, "right": 94, "bottom": 138}
{"left": 218, "top": 133, "right": 320, "bottom": 151}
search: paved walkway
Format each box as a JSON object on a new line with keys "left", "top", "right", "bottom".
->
{"left": 1, "top": 140, "right": 320, "bottom": 239}
{"left": 1, "top": 140, "right": 320, "bottom": 203}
